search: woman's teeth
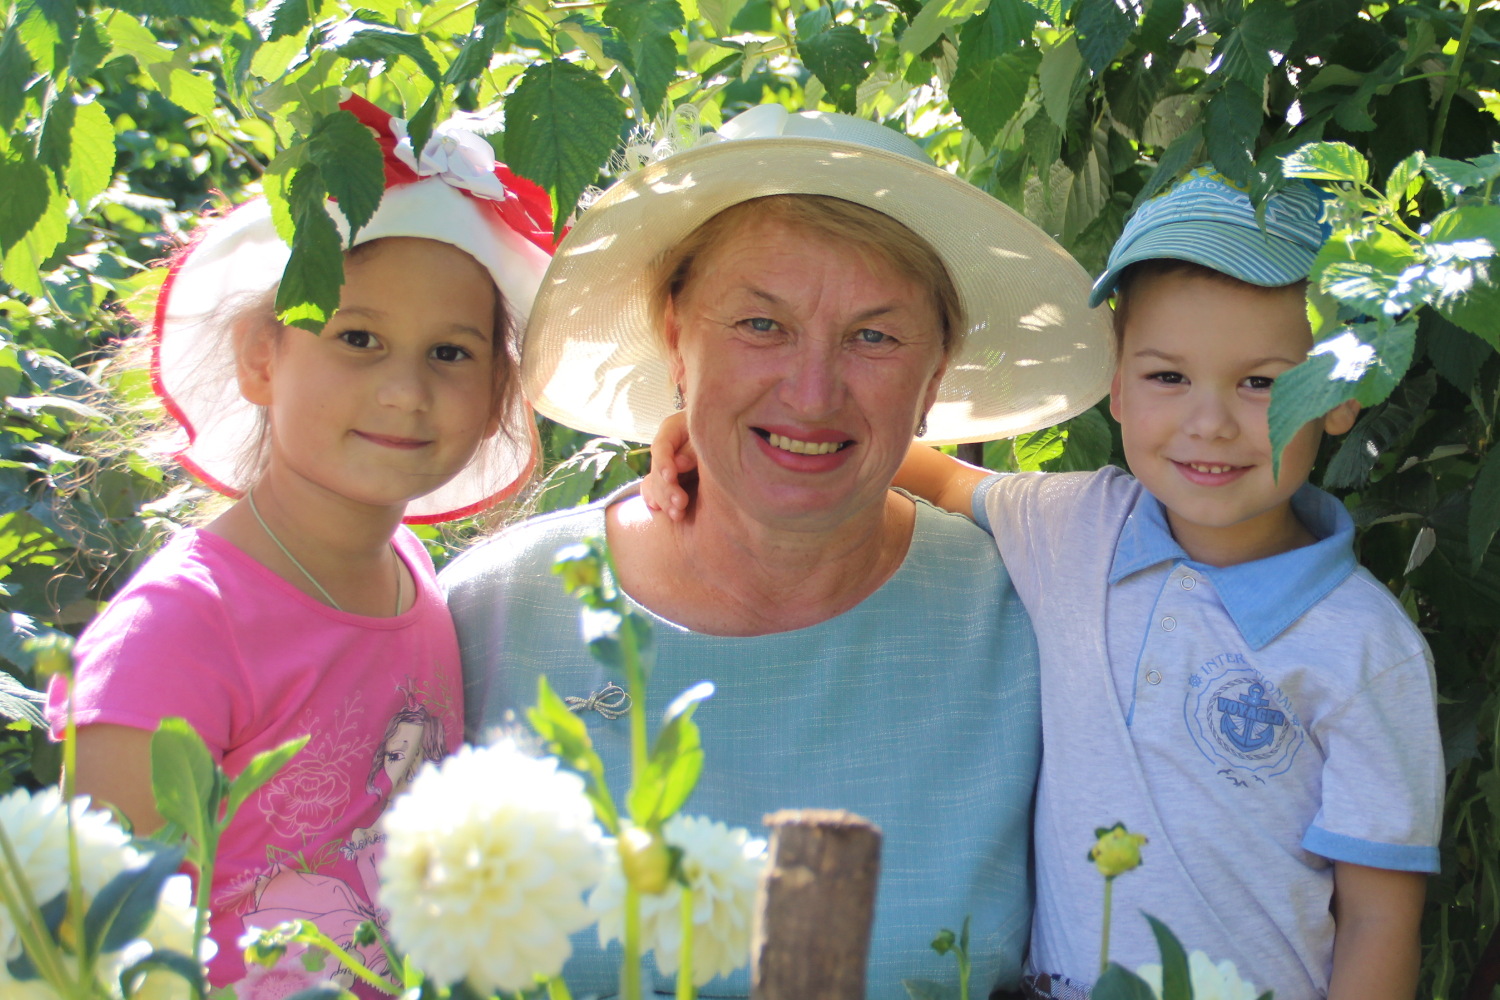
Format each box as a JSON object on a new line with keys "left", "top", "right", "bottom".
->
{"left": 768, "top": 433, "right": 844, "bottom": 455}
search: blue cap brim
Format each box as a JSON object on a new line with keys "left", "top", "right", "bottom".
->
{"left": 1089, "top": 218, "right": 1320, "bottom": 307}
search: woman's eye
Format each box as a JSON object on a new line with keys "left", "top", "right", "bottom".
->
{"left": 339, "top": 329, "right": 376, "bottom": 349}
{"left": 1244, "top": 375, "right": 1275, "bottom": 391}
{"left": 743, "top": 317, "right": 778, "bottom": 333}
{"left": 854, "top": 328, "right": 894, "bottom": 346}
{"left": 432, "top": 344, "right": 472, "bottom": 363}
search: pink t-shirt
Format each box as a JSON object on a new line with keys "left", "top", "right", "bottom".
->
{"left": 46, "top": 526, "right": 463, "bottom": 993}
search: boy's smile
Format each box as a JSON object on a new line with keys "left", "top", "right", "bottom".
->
{"left": 1109, "top": 268, "right": 1358, "bottom": 567}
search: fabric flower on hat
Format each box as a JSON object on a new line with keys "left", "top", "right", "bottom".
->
{"left": 391, "top": 115, "right": 509, "bottom": 203}
{"left": 378, "top": 741, "right": 605, "bottom": 994}
{"left": 0, "top": 787, "right": 203, "bottom": 1000}
{"left": 1136, "top": 950, "right": 1263, "bottom": 1000}
{"left": 591, "top": 814, "right": 767, "bottom": 986}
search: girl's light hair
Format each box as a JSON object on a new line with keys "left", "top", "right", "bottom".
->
{"left": 650, "top": 194, "right": 964, "bottom": 355}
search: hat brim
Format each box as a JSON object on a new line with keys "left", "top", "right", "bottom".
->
{"left": 152, "top": 181, "right": 547, "bottom": 522}
{"left": 522, "top": 137, "right": 1114, "bottom": 445}
{"left": 1088, "top": 218, "right": 1319, "bottom": 307}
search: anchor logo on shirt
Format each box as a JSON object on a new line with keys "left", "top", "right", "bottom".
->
{"left": 1216, "top": 683, "right": 1285, "bottom": 753}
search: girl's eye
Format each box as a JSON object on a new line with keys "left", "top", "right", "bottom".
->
{"left": 432, "top": 344, "right": 472, "bottom": 363}
{"left": 340, "top": 329, "right": 377, "bottom": 349}
{"left": 1244, "top": 375, "right": 1275, "bottom": 391}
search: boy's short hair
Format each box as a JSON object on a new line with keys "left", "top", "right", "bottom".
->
{"left": 1092, "top": 168, "right": 1330, "bottom": 310}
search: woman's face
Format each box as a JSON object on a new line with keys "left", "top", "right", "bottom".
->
{"left": 667, "top": 213, "right": 947, "bottom": 533}
{"left": 383, "top": 720, "right": 426, "bottom": 795}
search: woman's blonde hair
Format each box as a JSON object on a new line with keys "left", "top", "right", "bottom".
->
{"left": 650, "top": 194, "right": 964, "bottom": 355}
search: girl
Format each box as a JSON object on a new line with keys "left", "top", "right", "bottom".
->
{"left": 44, "top": 95, "right": 555, "bottom": 993}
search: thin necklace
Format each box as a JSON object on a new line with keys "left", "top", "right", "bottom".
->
{"left": 246, "top": 489, "right": 403, "bottom": 615}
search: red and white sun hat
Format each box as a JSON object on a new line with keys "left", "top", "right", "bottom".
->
{"left": 151, "top": 95, "right": 556, "bottom": 522}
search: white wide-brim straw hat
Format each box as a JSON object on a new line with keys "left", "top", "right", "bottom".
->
{"left": 522, "top": 103, "right": 1114, "bottom": 445}
{"left": 152, "top": 97, "right": 557, "bottom": 522}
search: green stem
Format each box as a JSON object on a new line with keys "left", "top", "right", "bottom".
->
{"left": 62, "top": 681, "right": 87, "bottom": 979}
{"left": 622, "top": 882, "right": 644, "bottom": 1000}
{"left": 1099, "top": 876, "right": 1114, "bottom": 976}
{"left": 0, "top": 821, "right": 76, "bottom": 995}
{"left": 958, "top": 950, "right": 970, "bottom": 1000}
{"left": 1431, "top": 0, "right": 1479, "bottom": 154}
{"left": 293, "top": 924, "right": 399, "bottom": 994}
{"left": 677, "top": 884, "right": 695, "bottom": 1000}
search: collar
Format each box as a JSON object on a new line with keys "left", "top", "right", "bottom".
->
{"left": 1109, "top": 484, "right": 1357, "bottom": 650}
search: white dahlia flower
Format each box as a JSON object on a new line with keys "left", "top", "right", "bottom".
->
{"left": 1137, "top": 950, "right": 1262, "bottom": 1000}
{"left": 591, "top": 815, "right": 767, "bottom": 986}
{"left": 0, "top": 787, "right": 203, "bottom": 1000}
{"left": 378, "top": 741, "right": 605, "bottom": 994}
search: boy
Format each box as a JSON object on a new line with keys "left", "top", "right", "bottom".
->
{"left": 644, "top": 169, "right": 1443, "bottom": 1000}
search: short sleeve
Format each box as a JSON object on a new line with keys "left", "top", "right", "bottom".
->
{"left": 46, "top": 566, "right": 244, "bottom": 760}
{"left": 1302, "top": 649, "right": 1443, "bottom": 873}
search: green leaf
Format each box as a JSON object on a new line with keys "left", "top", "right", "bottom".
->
{"left": 444, "top": 0, "right": 510, "bottom": 87}
{"left": 0, "top": 25, "right": 35, "bottom": 135}
{"left": 263, "top": 0, "right": 319, "bottom": 42}
{"left": 900, "top": 0, "right": 989, "bottom": 57}
{"left": 0, "top": 152, "right": 49, "bottom": 255}
{"left": 528, "top": 676, "right": 620, "bottom": 833}
{"left": 275, "top": 164, "right": 345, "bottom": 332}
{"left": 105, "top": 0, "right": 239, "bottom": 26}
{"left": 404, "top": 88, "right": 440, "bottom": 174}
{"left": 1091, "top": 963, "right": 1158, "bottom": 1000}
{"left": 699, "top": 0, "right": 746, "bottom": 36}
{"left": 504, "top": 60, "right": 627, "bottom": 231}
{"left": 1425, "top": 205, "right": 1500, "bottom": 349}
{"left": 1142, "top": 914, "right": 1191, "bottom": 1000}
{"left": 1, "top": 172, "right": 66, "bottom": 298}
{"left": 117, "top": 949, "right": 208, "bottom": 999}
{"left": 797, "top": 18, "right": 875, "bottom": 115}
{"left": 1322, "top": 368, "right": 1434, "bottom": 490}
{"left": 1384, "top": 151, "right": 1425, "bottom": 211}
{"left": 1044, "top": 407, "right": 1112, "bottom": 471}
{"left": 1470, "top": 447, "right": 1500, "bottom": 571}
{"left": 1203, "top": 78, "right": 1259, "bottom": 187}
{"left": 82, "top": 844, "right": 186, "bottom": 955}
{"left": 1073, "top": 0, "right": 1132, "bottom": 74}
{"left": 63, "top": 97, "right": 114, "bottom": 210}
{"left": 1136, "top": 122, "right": 1203, "bottom": 205}
{"left": 1214, "top": 0, "right": 1294, "bottom": 83}
{"left": 1282, "top": 141, "right": 1368, "bottom": 186}
{"left": 1013, "top": 424, "right": 1066, "bottom": 470}
{"left": 1038, "top": 35, "right": 1083, "bottom": 129}
{"left": 1424, "top": 155, "right": 1500, "bottom": 198}
{"left": 603, "top": 0, "right": 684, "bottom": 117}
{"left": 629, "top": 681, "right": 713, "bottom": 828}
{"left": 328, "top": 21, "right": 442, "bottom": 82}
{"left": 0, "top": 671, "right": 46, "bottom": 727}
{"left": 951, "top": 3, "right": 1039, "bottom": 146}
{"left": 1135, "top": 0, "right": 1184, "bottom": 53}
{"left": 159, "top": 64, "right": 216, "bottom": 120}
{"left": 223, "top": 736, "right": 309, "bottom": 825}
{"left": 901, "top": 979, "right": 960, "bottom": 1000}
{"left": 16, "top": 0, "right": 76, "bottom": 80}
{"left": 304, "top": 109, "right": 384, "bottom": 243}
{"left": 150, "top": 718, "right": 218, "bottom": 855}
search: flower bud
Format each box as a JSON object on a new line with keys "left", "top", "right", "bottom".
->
{"left": 618, "top": 825, "right": 673, "bottom": 895}
{"left": 1089, "top": 823, "right": 1147, "bottom": 878}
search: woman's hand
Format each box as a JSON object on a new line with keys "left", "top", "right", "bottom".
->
{"left": 642, "top": 411, "right": 696, "bottom": 520}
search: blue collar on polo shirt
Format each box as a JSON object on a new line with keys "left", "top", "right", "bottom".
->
{"left": 1109, "top": 484, "right": 1358, "bottom": 651}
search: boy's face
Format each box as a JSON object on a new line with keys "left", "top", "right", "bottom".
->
{"left": 1109, "top": 268, "right": 1358, "bottom": 566}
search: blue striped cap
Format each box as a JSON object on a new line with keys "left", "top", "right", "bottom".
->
{"left": 1089, "top": 167, "right": 1331, "bottom": 307}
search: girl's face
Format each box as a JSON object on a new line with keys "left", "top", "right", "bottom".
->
{"left": 239, "top": 238, "right": 504, "bottom": 514}
{"left": 383, "top": 720, "right": 426, "bottom": 795}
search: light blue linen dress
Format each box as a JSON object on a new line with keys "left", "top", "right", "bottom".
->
{"left": 441, "top": 489, "right": 1040, "bottom": 999}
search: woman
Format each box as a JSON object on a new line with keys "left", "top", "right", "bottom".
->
{"left": 442, "top": 104, "right": 1113, "bottom": 998}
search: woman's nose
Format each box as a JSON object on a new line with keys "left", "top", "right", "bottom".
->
{"left": 776, "top": 340, "right": 844, "bottom": 417}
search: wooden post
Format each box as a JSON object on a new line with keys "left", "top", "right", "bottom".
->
{"left": 750, "top": 809, "right": 882, "bottom": 1000}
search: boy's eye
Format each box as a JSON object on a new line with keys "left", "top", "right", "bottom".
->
{"left": 432, "top": 344, "right": 472, "bottom": 363}
{"left": 1146, "top": 370, "right": 1185, "bottom": 385}
{"left": 1244, "top": 375, "right": 1275, "bottom": 391}
{"left": 339, "top": 329, "right": 377, "bottom": 349}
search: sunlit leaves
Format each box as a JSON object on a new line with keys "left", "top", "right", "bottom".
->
{"left": 15, "top": 0, "right": 76, "bottom": 81}
{"left": 1283, "top": 140, "right": 1369, "bottom": 186}
{"left": 795, "top": 9, "right": 874, "bottom": 115}
{"left": 951, "top": 2, "right": 1039, "bottom": 147}
{"left": 1213, "top": 0, "right": 1294, "bottom": 83}
{"left": 326, "top": 20, "right": 442, "bottom": 81}
{"left": 900, "top": 0, "right": 988, "bottom": 58}
{"left": 106, "top": 0, "right": 239, "bottom": 25}
{"left": 1203, "top": 79, "right": 1259, "bottom": 186}
{"left": 445, "top": 0, "right": 511, "bottom": 87}
{"left": 304, "top": 108, "right": 384, "bottom": 242}
{"left": 275, "top": 164, "right": 345, "bottom": 331}
{"left": 603, "top": 0, "right": 684, "bottom": 117}
{"left": 0, "top": 154, "right": 49, "bottom": 256}
{"left": 505, "top": 59, "right": 628, "bottom": 230}
{"left": 1073, "top": 0, "right": 1132, "bottom": 74}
